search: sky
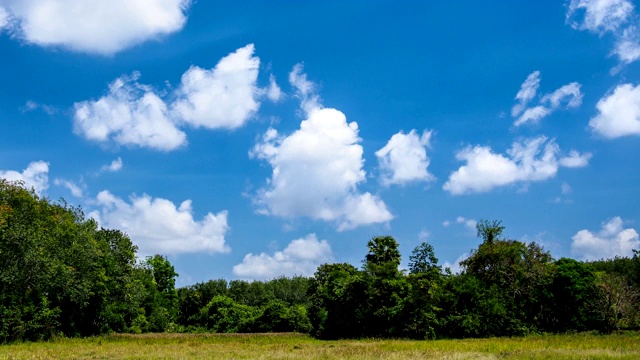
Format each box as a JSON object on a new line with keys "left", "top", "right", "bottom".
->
{"left": 1, "top": 0, "right": 639, "bottom": 286}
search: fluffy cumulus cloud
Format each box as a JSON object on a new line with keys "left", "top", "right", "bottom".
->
{"left": 90, "top": 190, "right": 230, "bottom": 255}
{"left": 376, "top": 129, "right": 434, "bottom": 186}
{"left": 0, "top": 0, "right": 191, "bottom": 55}
{"left": 511, "top": 71, "right": 583, "bottom": 126}
{"left": 571, "top": 217, "right": 640, "bottom": 260}
{"left": 567, "top": 0, "right": 640, "bottom": 65}
{"left": 74, "top": 45, "right": 268, "bottom": 150}
{"left": 0, "top": 161, "right": 49, "bottom": 195}
{"left": 443, "top": 136, "right": 591, "bottom": 195}
{"left": 73, "top": 72, "right": 187, "bottom": 151}
{"left": 251, "top": 65, "right": 392, "bottom": 231}
{"left": 172, "top": 44, "right": 261, "bottom": 129}
{"left": 233, "top": 234, "right": 333, "bottom": 279}
{"left": 589, "top": 83, "right": 640, "bottom": 138}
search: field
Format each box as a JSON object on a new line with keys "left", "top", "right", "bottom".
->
{"left": 1, "top": 332, "right": 639, "bottom": 359}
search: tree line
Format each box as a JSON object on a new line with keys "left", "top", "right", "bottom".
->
{"left": 1, "top": 180, "right": 638, "bottom": 342}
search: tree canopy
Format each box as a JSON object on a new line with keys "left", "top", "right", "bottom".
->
{"left": 1, "top": 180, "right": 638, "bottom": 342}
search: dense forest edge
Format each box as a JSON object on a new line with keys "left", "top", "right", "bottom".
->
{"left": 1, "top": 180, "right": 639, "bottom": 343}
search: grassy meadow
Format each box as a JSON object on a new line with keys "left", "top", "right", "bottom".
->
{"left": 0, "top": 332, "right": 639, "bottom": 359}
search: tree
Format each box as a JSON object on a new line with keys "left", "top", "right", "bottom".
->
{"left": 476, "top": 219, "right": 504, "bottom": 244}
{"left": 402, "top": 242, "right": 443, "bottom": 339}
{"left": 408, "top": 242, "right": 441, "bottom": 276}
{"left": 362, "top": 236, "right": 407, "bottom": 337}
{"left": 0, "top": 180, "right": 153, "bottom": 340}
{"left": 307, "top": 263, "right": 368, "bottom": 339}
{"left": 200, "top": 295, "right": 258, "bottom": 333}
{"left": 364, "top": 236, "right": 401, "bottom": 277}
{"left": 547, "top": 258, "right": 597, "bottom": 332}
{"left": 592, "top": 273, "right": 639, "bottom": 333}
{"left": 141, "top": 255, "right": 179, "bottom": 332}
{"left": 460, "top": 221, "right": 554, "bottom": 335}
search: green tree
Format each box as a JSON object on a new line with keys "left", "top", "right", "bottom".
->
{"left": 592, "top": 272, "right": 639, "bottom": 333}
{"left": 402, "top": 242, "right": 443, "bottom": 339}
{"left": 547, "top": 258, "right": 598, "bottom": 332}
{"left": 460, "top": 221, "right": 554, "bottom": 335}
{"left": 200, "top": 295, "right": 258, "bottom": 333}
{"left": 475, "top": 219, "right": 505, "bottom": 244}
{"left": 140, "top": 255, "right": 179, "bottom": 332}
{"left": 307, "top": 263, "right": 368, "bottom": 339}
{"left": 363, "top": 236, "right": 407, "bottom": 337}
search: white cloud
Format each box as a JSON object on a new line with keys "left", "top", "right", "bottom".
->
{"left": 567, "top": 0, "right": 640, "bottom": 66}
{"left": 21, "top": 100, "right": 57, "bottom": 115}
{"left": 559, "top": 150, "right": 592, "bottom": 167}
{"left": 418, "top": 229, "right": 430, "bottom": 241}
{"left": 554, "top": 182, "right": 575, "bottom": 204}
{"left": 288, "top": 63, "right": 321, "bottom": 113}
{"left": 541, "top": 82, "right": 583, "bottom": 109}
{"left": 589, "top": 83, "right": 640, "bottom": 138}
{"left": 514, "top": 106, "right": 551, "bottom": 127}
{"left": 266, "top": 74, "right": 283, "bottom": 102}
{"left": 571, "top": 217, "right": 639, "bottom": 260}
{"left": 512, "top": 71, "right": 540, "bottom": 117}
{"left": 90, "top": 190, "right": 230, "bottom": 255}
{"left": 0, "top": 6, "right": 8, "bottom": 29}
{"left": 251, "top": 65, "right": 392, "bottom": 231}
{"left": 0, "top": 0, "right": 191, "bottom": 55}
{"left": 442, "top": 216, "right": 477, "bottom": 232}
{"left": 613, "top": 26, "right": 640, "bottom": 64}
{"left": 456, "top": 216, "right": 478, "bottom": 231}
{"left": 232, "top": 233, "right": 333, "bottom": 279}
{"left": 73, "top": 72, "right": 187, "bottom": 151}
{"left": 443, "top": 136, "right": 590, "bottom": 195}
{"left": 0, "top": 161, "right": 49, "bottom": 195}
{"left": 172, "top": 44, "right": 261, "bottom": 129}
{"left": 54, "top": 178, "right": 83, "bottom": 197}
{"left": 567, "top": 0, "right": 634, "bottom": 34}
{"left": 376, "top": 129, "right": 434, "bottom": 186}
{"left": 444, "top": 253, "right": 468, "bottom": 274}
{"left": 101, "top": 157, "right": 123, "bottom": 172}
{"left": 74, "top": 45, "right": 272, "bottom": 150}
{"left": 512, "top": 72, "right": 583, "bottom": 127}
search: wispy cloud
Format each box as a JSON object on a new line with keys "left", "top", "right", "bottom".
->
{"left": 511, "top": 71, "right": 582, "bottom": 126}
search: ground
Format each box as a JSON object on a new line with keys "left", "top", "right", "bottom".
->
{"left": 1, "top": 332, "right": 639, "bottom": 359}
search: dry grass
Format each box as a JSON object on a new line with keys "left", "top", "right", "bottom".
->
{"left": 0, "top": 332, "right": 639, "bottom": 359}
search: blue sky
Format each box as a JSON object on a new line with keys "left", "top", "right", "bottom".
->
{"left": 1, "top": 0, "right": 639, "bottom": 285}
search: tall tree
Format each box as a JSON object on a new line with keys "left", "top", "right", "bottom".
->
{"left": 363, "top": 236, "right": 407, "bottom": 337}
{"left": 475, "top": 219, "right": 504, "bottom": 244}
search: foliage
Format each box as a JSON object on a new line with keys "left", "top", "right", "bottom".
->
{"left": 0, "top": 180, "right": 178, "bottom": 342}
{"left": 2, "top": 183, "right": 639, "bottom": 342}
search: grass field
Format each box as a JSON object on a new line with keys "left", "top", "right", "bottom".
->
{"left": 0, "top": 332, "right": 639, "bottom": 359}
